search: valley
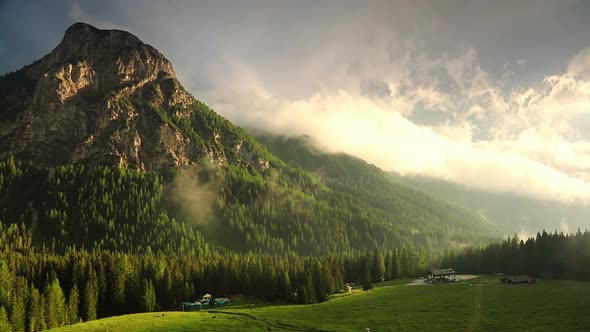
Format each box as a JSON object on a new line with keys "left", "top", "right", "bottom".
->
{"left": 49, "top": 276, "right": 590, "bottom": 332}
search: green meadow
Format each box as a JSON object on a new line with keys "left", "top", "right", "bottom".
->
{"left": 50, "top": 277, "right": 590, "bottom": 332}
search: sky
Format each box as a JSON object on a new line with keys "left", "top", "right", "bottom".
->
{"left": 2, "top": 0, "right": 590, "bottom": 204}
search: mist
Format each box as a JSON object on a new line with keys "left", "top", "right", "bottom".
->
{"left": 167, "top": 167, "right": 220, "bottom": 226}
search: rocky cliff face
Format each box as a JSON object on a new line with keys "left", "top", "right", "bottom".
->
{"left": 0, "top": 23, "right": 265, "bottom": 171}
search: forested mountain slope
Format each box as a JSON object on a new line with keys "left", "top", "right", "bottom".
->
{"left": 0, "top": 23, "right": 496, "bottom": 256}
{"left": 255, "top": 134, "right": 499, "bottom": 247}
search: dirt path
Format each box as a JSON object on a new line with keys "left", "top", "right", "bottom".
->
{"left": 466, "top": 284, "right": 483, "bottom": 332}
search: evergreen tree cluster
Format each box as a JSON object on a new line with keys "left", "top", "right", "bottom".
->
{"left": 0, "top": 153, "right": 492, "bottom": 256}
{"left": 256, "top": 134, "right": 499, "bottom": 250}
{"left": 0, "top": 157, "right": 209, "bottom": 254}
{"left": 0, "top": 222, "right": 428, "bottom": 331}
{"left": 442, "top": 230, "right": 590, "bottom": 279}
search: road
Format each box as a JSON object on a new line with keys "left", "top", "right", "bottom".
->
{"left": 466, "top": 284, "right": 483, "bottom": 332}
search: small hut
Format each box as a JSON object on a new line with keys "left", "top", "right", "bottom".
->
{"left": 430, "top": 268, "right": 457, "bottom": 282}
{"left": 200, "top": 293, "right": 212, "bottom": 304}
{"left": 500, "top": 275, "right": 536, "bottom": 284}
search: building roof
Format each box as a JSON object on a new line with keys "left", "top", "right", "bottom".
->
{"left": 502, "top": 275, "right": 535, "bottom": 282}
{"left": 432, "top": 268, "right": 457, "bottom": 276}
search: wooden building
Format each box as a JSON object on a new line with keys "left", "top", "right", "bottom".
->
{"left": 426, "top": 268, "right": 459, "bottom": 283}
{"left": 431, "top": 268, "right": 457, "bottom": 279}
{"left": 500, "top": 275, "right": 536, "bottom": 284}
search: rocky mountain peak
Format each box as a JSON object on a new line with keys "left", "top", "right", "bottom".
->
{"left": 25, "top": 22, "right": 176, "bottom": 99}
{"left": 0, "top": 23, "right": 268, "bottom": 171}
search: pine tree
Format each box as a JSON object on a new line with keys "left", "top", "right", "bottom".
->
{"left": 43, "top": 278, "right": 66, "bottom": 329}
{"left": 296, "top": 285, "right": 308, "bottom": 305}
{"left": 67, "top": 284, "right": 80, "bottom": 324}
{"left": 81, "top": 266, "right": 98, "bottom": 321}
{"left": 304, "top": 268, "right": 316, "bottom": 304}
{"left": 9, "top": 277, "right": 27, "bottom": 332}
{"left": 0, "top": 306, "right": 12, "bottom": 332}
{"left": 109, "top": 256, "right": 129, "bottom": 314}
{"left": 159, "top": 268, "right": 174, "bottom": 309}
{"left": 384, "top": 251, "right": 393, "bottom": 280}
{"left": 28, "top": 285, "right": 46, "bottom": 332}
{"left": 391, "top": 250, "right": 401, "bottom": 278}
{"left": 140, "top": 278, "right": 156, "bottom": 312}
{"left": 362, "top": 258, "right": 373, "bottom": 291}
{"left": 330, "top": 258, "right": 344, "bottom": 292}
{"left": 371, "top": 249, "right": 385, "bottom": 282}
{"left": 281, "top": 271, "right": 293, "bottom": 302}
{"left": 0, "top": 262, "right": 13, "bottom": 313}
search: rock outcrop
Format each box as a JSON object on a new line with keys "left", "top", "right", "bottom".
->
{"left": 0, "top": 22, "right": 266, "bottom": 171}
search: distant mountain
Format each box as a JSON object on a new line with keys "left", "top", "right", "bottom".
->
{"left": 394, "top": 174, "right": 590, "bottom": 237}
{"left": 0, "top": 23, "right": 496, "bottom": 255}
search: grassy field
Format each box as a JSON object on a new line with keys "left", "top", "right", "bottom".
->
{"left": 50, "top": 277, "right": 590, "bottom": 331}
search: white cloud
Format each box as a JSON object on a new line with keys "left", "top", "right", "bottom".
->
{"left": 567, "top": 46, "right": 590, "bottom": 74}
{"left": 205, "top": 42, "right": 590, "bottom": 205}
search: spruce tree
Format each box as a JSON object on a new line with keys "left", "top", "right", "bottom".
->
{"left": 81, "top": 266, "right": 98, "bottom": 321}
{"left": 43, "top": 278, "right": 66, "bottom": 329}
{"left": 0, "top": 262, "right": 13, "bottom": 313}
{"left": 28, "top": 285, "right": 46, "bottom": 332}
{"left": 141, "top": 278, "right": 156, "bottom": 312}
{"left": 67, "top": 284, "right": 80, "bottom": 324}
{"left": 362, "top": 259, "right": 373, "bottom": 291}
{"left": 371, "top": 249, "right": 385, "bottom": 282}
{"left": 281, "top": 271, "right": 293, "bottom": 302}
{"left": 0, "top": 306, "right": 12, "bottom": 332}
{"left": 9, "top": 277, "right": 27, "bottom": 332}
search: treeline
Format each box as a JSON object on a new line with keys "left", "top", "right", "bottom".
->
{"left": 0, "top": 221, "right": 429, "bottom": 331}
{"left": 442, "top": 230, "right": 590, "bottom": 280}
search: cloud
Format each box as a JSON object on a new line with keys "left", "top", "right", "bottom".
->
{"left": 207, "top": 42, "right": 590, "bottom": 205}
{"left": 567, "top": 46, "right": 590, "bottom": 74}
{"left": 3, "top": 0, "right": 590, "bottom": 205}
